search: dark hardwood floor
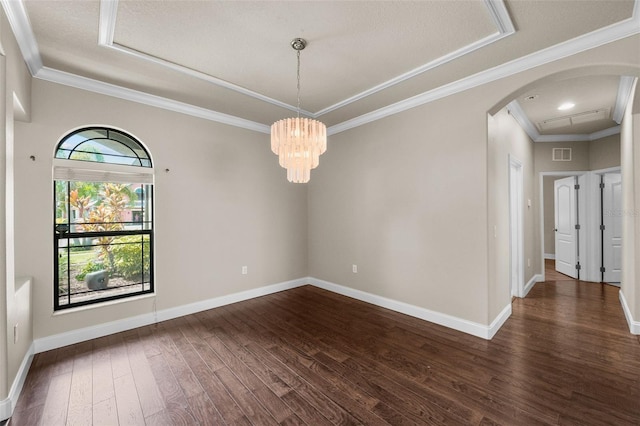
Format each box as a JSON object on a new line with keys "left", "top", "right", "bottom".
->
{"left": 9, "top": 270, "right": 640, "bottom": 425}
{"left": 543, "top": 259, "right": 578, "bottom": 282}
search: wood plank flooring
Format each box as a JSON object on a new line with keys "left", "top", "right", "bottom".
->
{"left": 543, "top": 259, "right": 578, "bottom": 282}
{"left": 9, "top": 272, "right": 640, "bottom": 425}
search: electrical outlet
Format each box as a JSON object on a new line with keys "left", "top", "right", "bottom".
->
{"left": 14, "top": 324, "right": 18, "bottom": 344}
{"left": 527, "top": 258, "right": 531, "bottom": 268}
{"left": 241, "top": 266, "right": 248, "bottom": 275}
{"left": 352, "top": 264, "right": 358, "bottom": 273}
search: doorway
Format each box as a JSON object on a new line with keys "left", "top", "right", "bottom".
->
{"left": 539, "top": 172, "right": 588, "bottom": 282}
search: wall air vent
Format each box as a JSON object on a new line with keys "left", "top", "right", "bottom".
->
{"left": 552, "top": 148, "right": 572, "bottom": 162}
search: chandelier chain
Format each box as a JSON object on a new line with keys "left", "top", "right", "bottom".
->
{"left": 296, "top": 50, "right": 301, "bottom": 118}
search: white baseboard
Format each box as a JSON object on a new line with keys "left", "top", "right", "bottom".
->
{"left": 30, "top": 274, "right": 516, "bottom": 362}
{"left": 34, "top": 277, "right": 308, "bottom": 354}
{"left": 619, "top": 290, "right": 640, "bottom": 334}
{"left": 0, "top": 342, "right": 35, "bottom": 421}
{"left": 488, "top": 303, "right": 513, "bottom": 339}
{"left": 523, "top": 274, "right": 543, "bottom": 297}
{"left": 544, "top": 253, "right": 556, "bottom": 260}
{"left": 308, "top": 277, "right": 510, "bottom": 340}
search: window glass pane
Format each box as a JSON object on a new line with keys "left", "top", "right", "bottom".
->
{"left": 67, "top": 151, "right": 104, "bottom": 163}
{"left": 55, "top": 181, "right": 69, "bottom": 225}
{"left": 55, "top": 150, "right": 69, "bottom": 159}
{"left": 63, "top": 181, "right": 151, "bottom": 232}
{"left": 109, "top": 131, "right": 150, "bottom": 160}
{"left": 57, "top": 246, "right": 70, "bottom": 307}
{"left": 56, "top": 234, "right": 151, "bottom": 307}
{"left": 142, "top": 234, "right": 151, "bottom": 284}
{"left": 76, "top": 139, "right": 137, "bottom": 159}
{"left": 55, "top": 127, "right": 151, "bottom": 167}
{"left": 59, "top": 129, "right": 107, "bottom": 151}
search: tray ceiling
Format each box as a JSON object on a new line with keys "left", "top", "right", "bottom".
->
{"left": 7, "top": 0, "right": 640, "bottom": 136}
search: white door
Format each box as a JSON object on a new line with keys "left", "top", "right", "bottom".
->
{"left": 603, "top": 173, "right": 622, "bottom": 283}
{"left": 555, "top": 176, "right": 578, "bottom": 278}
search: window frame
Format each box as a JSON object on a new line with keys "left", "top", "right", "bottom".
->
{"left": 53, "top": 127, "right": 155, "bottom": 311}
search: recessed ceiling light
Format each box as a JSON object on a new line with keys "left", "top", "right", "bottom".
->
{"left": 557, "top": 102, "right": 575, "bottom": 111}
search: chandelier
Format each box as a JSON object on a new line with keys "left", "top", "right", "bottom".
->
{"left": 271, "top": 38, "right": 327, "bottom": 183}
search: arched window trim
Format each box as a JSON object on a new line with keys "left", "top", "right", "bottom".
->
{"left": 54, "top": 126, "right": 153, "bottom": 168}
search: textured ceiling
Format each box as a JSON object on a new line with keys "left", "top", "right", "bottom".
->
{"left": 16, "top": 0, "right": 640, "bottom": 134}
{"left": 518, "top": 75, "right": 621, "bottom": 135}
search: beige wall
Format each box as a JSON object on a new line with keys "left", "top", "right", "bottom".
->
{"left": 590, "top": 134, "right": 621, "bottom": 171}
{"left": 487, "top": 108, "right": 536, "bottom": 317}
{"left": 1, "top": 8, "right": 33, "bottom": 407}
{"left": 15, "top": 79, "right": 308, "bottom": 339}
{"left": 309, "top": 92, "right": 490, "bottom": 324}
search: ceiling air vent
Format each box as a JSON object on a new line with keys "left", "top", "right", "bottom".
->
{"left": 570, "top": 108, "right": 609, "bottom": 125}
{"left": 538, "top": 117, "right": 571, "bottom": 131}
{"left": 552, "top": 148, "right": 571, "bottom": 162}
{"left": 537, "top": 108, "right": 610, "bottom": 131}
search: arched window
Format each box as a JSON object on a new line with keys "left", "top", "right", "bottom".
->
{"left": 53, "top": 127, "right": 154, "bottom": 310}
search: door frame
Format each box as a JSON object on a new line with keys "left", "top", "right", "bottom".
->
{"left": 509, "top": 155, "right": 524, "bottom": 298}
{"left": 538, "top": 171, "right": 590, "bottom": 282}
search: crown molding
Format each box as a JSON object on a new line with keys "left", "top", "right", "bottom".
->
{"left": 483, "top": 0, "right": 515, "bottom": 35}
{"left": 506, "top": 100, "right": 622, "bottom": 143}
{"left": 0, "top": 0, "right": 42, "bottom": 75}
{"left": 613, "top": 75, "right": 637, "bottom": 123}
{"left": 35, "top": 67, "right": 271, "bottom": 134}
{"left": 588, "top": 125, "right": 622, "bottom": 141}
{"left": 534, "top": 126, "right": 621, "bottom": 143}
{"left": 98, "top": 0, "right": 118, "bottom": 46}
{"left": 506, "top": 99, "right": 541, "bottom": 140}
